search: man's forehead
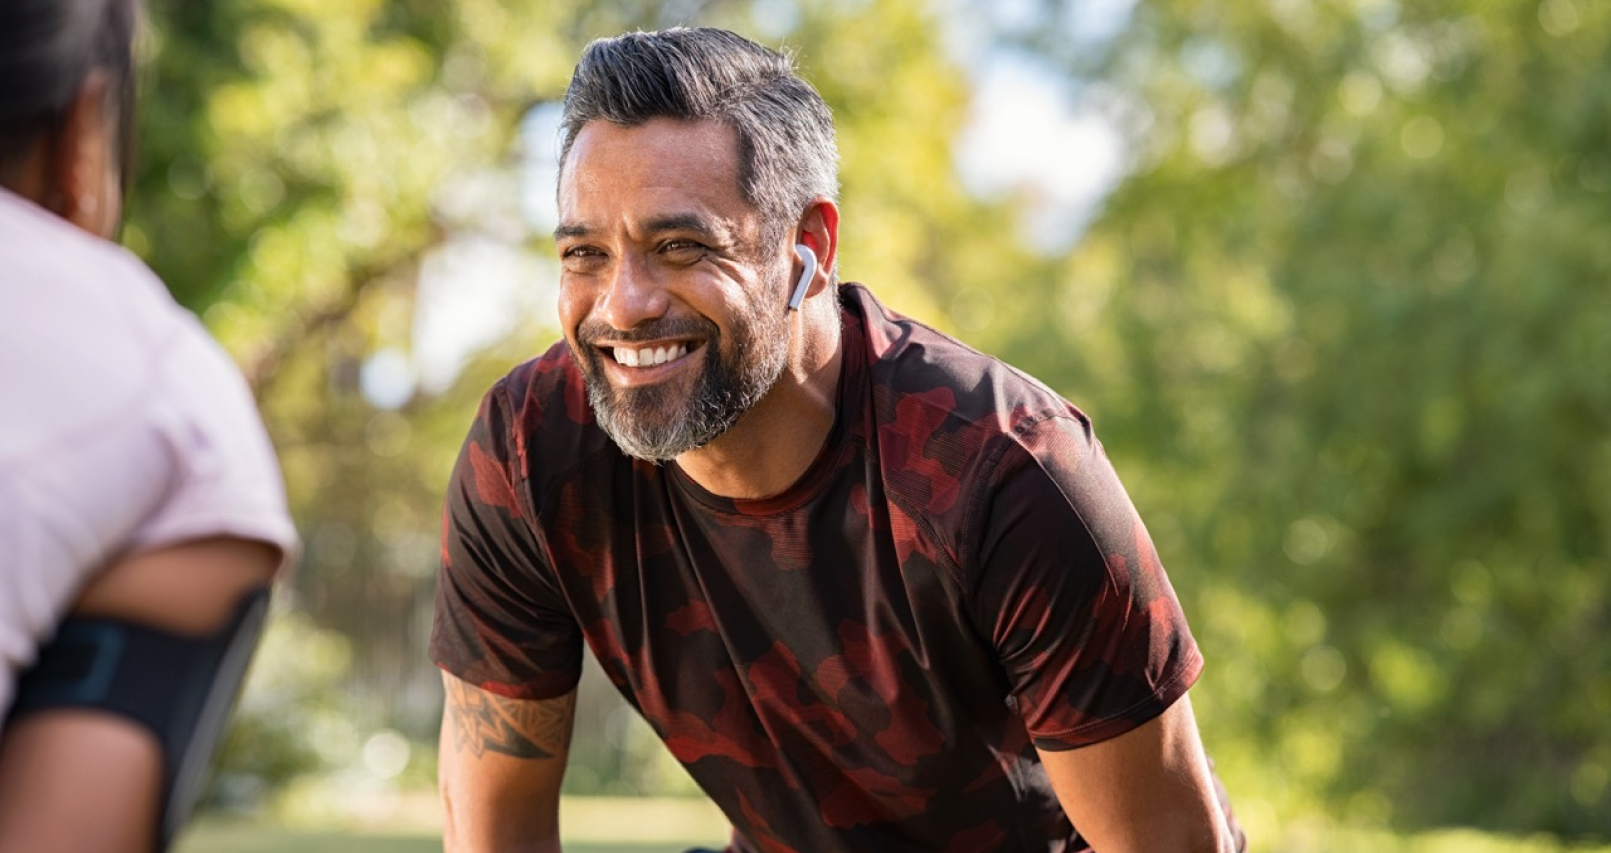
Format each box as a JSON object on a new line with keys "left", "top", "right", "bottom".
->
{"left": 568, "top": 115, "right": 738, "bottom": 156}
{"left": 561, "top": 119, "right": 745, "bottom": 195}
{"left": 557, "top": 117, "right": 757, "bottom": 236}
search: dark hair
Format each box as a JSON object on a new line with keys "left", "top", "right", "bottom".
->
{"left": 0, "top": 0, "right": 139, "bottom": 186}
{"left": 559, "top": 27, "right": 838, "bottom": 240}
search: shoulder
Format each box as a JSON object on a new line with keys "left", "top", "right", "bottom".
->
{"left": 837, "top": 287, "right": 1114, "bottom": 586}
{"left": 841, "top": 283, "right": 1082, "bottom": 438}
{"left": 0, "top": 189, "right": 171, "bottom": 318}
{"left": 842, "top": 282, "right": 1090, "bottom": 495}
{"left": 468, "top": 340, "right": 619, "bottom": 499}
{"left": 0, "top": 192, "right": 218, "bottom": 457}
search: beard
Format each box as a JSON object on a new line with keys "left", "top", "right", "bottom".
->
{"left": 571, "top": 281, "right": 791, "bottom": 462}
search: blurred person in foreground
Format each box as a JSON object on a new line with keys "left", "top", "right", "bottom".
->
{"left": 432, "top": 27, "right": 1243, "bottom": 853}
{"left": 0, "top": 1, "right": 297, "bottom": 850}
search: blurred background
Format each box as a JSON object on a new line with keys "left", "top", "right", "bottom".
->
{"left": 118, "top": 0, "right": 1611, "bottom": 850}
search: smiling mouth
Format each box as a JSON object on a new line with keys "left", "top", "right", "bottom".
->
{"left": 609, "top": 341, "right": 698, "bottom": 368}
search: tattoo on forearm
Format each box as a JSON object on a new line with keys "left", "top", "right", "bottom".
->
{"left": 445, "top": 679, "right": 576, "bottom": 760}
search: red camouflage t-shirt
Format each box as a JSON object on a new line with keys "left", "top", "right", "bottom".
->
{"left": 432, "top": 284, "right": 1207, "bottom": 852}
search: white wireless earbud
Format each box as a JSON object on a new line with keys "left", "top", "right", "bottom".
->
{"left": 788, "top": 244, "right": 817, "bottom": 311}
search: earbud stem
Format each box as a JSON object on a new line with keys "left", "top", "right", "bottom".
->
{"left": 788, "top": 244, "right": 818, "bottom": 311}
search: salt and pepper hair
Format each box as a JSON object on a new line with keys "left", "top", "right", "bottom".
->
{"left": 0, "top": 0, "right": 139, "bottom": 182}
{"left": 559, "top": 27, "right": 839, "bottom": 242}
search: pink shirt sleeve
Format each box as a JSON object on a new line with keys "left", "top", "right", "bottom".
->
{"left": 125, "top": 318, "right": 299, "bottom": 565}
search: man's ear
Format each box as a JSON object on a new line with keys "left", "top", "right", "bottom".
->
{"left": 794, "top": 197, "right": 840, "bottom": 300}
{"left": 49, "top": 70, "right": 121, "bottom": 238}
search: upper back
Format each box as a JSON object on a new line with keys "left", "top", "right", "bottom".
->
{"left": 0, "top": 187, "right": 186, "bottom": 455}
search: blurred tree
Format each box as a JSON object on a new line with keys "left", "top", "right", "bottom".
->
{"left": 981, "top": 0, "right": 1611, "bottom": 838}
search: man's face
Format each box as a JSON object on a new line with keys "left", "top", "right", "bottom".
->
{"left": 555, "top": 117, "right": 792, "bottom": 461}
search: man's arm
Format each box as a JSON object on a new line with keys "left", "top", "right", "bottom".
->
{"left": 1036, "top": 693, "right": 1234, "bottom": 853}
{"left": 0, "top": 536, "right": 279, "bottom": 853}
{"left": 439, "top": 672, "right": 576, "bottom": 853}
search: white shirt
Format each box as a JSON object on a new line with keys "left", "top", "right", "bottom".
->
{"left": 0, "top": 188, "right": 298, "bottom": 718}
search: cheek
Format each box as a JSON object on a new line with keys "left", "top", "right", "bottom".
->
{"left": 557, "top": 279, "right": 594, "bottom": 331}
{"left": 687, "top": 277, "right": 761, "bottom": 332}
{"left": 719, "top": 275, "right": 785, "bottom": 338}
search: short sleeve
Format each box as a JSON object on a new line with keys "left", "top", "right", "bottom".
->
{"left": 127, "top": 323, "right": 298, "bottom": 566}
{"left": 429, "top": 382, "right": 584, "bottom": 700}
{"left": 972, "top": 414, "right": 1201, "bottom": 750}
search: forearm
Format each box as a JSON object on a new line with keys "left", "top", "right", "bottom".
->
{"left": 439, "top": 737, "right": 564, "bottom": 853}
{"left": 438, "top": 673, "right": 576, "bottom": 852}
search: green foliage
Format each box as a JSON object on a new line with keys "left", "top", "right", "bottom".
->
{"left": 211, "top": 607, "right": 356, "bottom": 807}
{"left": 984, "top": 0, "right": 1611, "bottom": 839}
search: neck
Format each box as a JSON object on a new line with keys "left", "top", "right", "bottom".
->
{"left": 674, "top": 293, "right": 843, "bottom": 499}
{"left": 0, "top": 142, "right": 50, "bottom": 205}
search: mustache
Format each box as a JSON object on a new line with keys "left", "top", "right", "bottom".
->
{"left": 576, "top": 316, "right": 718, "bottom": 346}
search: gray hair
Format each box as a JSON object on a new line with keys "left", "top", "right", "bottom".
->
{"left": 558, "top": 27, "right": 839, "bottom": 241}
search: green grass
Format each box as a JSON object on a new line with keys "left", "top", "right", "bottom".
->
{"left": 177, "top": 822, "right": 706, "bottom": 853}
{"left": 176, "top": 825, "right": 437, "bottom": 853}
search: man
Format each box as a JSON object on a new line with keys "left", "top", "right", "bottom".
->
{"left": 432, "top": 27, "right": 1243, "bottom": 853}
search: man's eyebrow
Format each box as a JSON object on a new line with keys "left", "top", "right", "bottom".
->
{"left": 554, "top": 223, "right": 591, "bottom": 242}
{"left": 643, "top": 213, "right": 728, "bottom": 239}
{"left": 553, "top": 214, "right": 736, "bottom": 244}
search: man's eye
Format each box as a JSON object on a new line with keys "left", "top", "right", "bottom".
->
{"left": 560, "top": 246, "right": 607, "bottom": 271}
{"left": 661, "top": 240, "right": 705, "bottom": 257}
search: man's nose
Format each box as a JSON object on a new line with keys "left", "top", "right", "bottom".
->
{"left": 595, "top": 253, "right": 669, "bottom": 332}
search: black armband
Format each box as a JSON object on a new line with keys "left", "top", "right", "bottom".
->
{"left": 7, "top": 588, "right": 271, "bottom": 852}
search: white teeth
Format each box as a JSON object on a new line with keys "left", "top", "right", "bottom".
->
{"left": 613, "top": 343, "right": 688, "bottom": 367}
